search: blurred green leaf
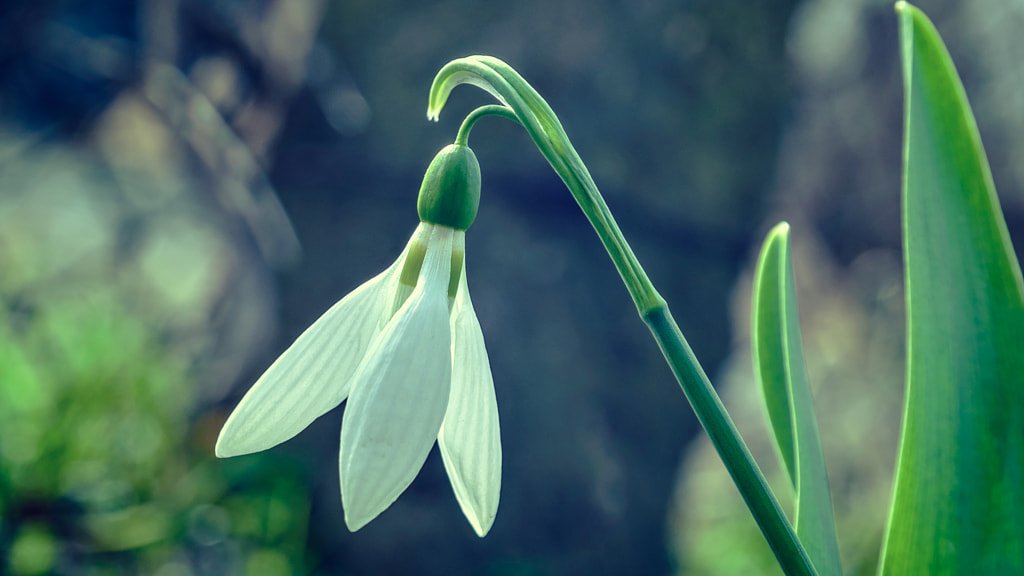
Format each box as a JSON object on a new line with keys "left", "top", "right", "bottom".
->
{"left": 881, "top": 4, "right": 1024, "bottom": 574}
{"left": 245, "top": 549, "right": 293, "bottom": 576}
{"left": 752, "top": 222, "right": 843, "bottom": 576}
{"left": 85, "top": 505, "right": 173, "bottom": 551}
{"left": 8, "top": 524, "right": 58, "bottom": 576}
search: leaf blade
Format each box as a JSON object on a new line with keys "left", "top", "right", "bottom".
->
{"left": 881, "top": 4, "right": 1024, "bottom": 574}
{"left": 753, "top": 222, "right": 843, "bottom": 576}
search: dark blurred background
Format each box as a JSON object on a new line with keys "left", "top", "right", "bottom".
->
{"left": 0, "top": 0, "right": 1021, "bottom": 574}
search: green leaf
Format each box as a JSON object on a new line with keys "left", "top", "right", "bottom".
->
{"left": 880, "top": 4, "right": 1024, "bottom": 574}
{"left": 753, "top": 222, "right": 843, "bottom": 576}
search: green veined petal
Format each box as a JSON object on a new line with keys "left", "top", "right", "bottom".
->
{"left": 215, "top": 235, "right": 414, "bottom": 458}
{"left": 339, "top": 226, "right": 455, "bottom": 531}
{"left": 439, "top": 255, "right": 501, "bottom": 537}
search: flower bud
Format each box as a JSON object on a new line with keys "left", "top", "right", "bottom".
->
{"left": 417, "top": 144, "right": 481, "bottom": 231}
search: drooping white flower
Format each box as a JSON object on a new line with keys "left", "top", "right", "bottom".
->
{"left": 216, "top": 144, "right": 501, "bottom": 537}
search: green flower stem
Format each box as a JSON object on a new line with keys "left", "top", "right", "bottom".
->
{"left": 455, "top": 105, "right": 521, "bottom": 147}
{"left": 645, "top": 307, "right": 815, "bottom": 576}
{"left": 431, "top": 56, "right": 816, "bottom": 576}
{"left": 430, "top": 57, "right": 661, "bottom": 314}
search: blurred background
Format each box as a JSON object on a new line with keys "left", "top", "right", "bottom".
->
{"left": 0, "top": 0, "right": 1021, "bottom": 574}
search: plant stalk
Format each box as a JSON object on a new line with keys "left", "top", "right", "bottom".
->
{"left": 430, "top": 56, "right": 818, "bottom": 576}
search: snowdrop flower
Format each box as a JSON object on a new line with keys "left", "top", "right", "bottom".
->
{"left": 216, "top": 144, "right": 501, "bottom": 536}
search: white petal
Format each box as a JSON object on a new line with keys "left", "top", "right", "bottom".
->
{"left": 439, "top": 250, "right": 501, "bottom": 537}
{"left": 340, "top": 226, "right": 455, "bottom": 531}
{"left": 216, "top": 228, "right": 423, "bottom": 458}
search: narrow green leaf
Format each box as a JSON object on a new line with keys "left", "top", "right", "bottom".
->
{"left": 753, "top": 225, "right": 798, "bottom": 488}
{"left": 881, "top": 4, "right": 1024, "bottom": 574}
{"left": 753, "top": 222, "right": 843, "bottom": 576}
